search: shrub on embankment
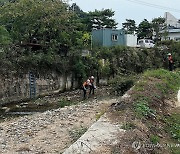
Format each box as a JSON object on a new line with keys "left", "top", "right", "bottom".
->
{"left": 110, "top": 69, "right": 180, "bottom": 154}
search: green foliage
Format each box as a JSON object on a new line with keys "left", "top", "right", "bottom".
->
{"left": 109, "top": 76, "right": 134, "bottom": 95}
{"left": 0, "top": 26, "right": 12, "bottom": 45}
{"left": 109, "top": 46, "right": 163, "bottom": 74}
{"left": 69, "top": 127, "right": 87, "bottom": 142}
{"left": 82, "top": 32, "right": 91, "bottom": 48}
{"left": 171, "top": 42, "right": 180, "bottom": 68}
{"left": 137, "top": 19, "right": 153, "bottom": 39}
{"left": 72, "top": 59, "right": 86, "bottom": 78}
{"left": 86, "top": 9, "right": 118, "bottom": 31}
{"left": 170, "top": 147, "right": 180, "bottom": 154}
{"left": 151, "top": 17, "right": 166, "bottom": 41}
{"left": 122, "top": 19, "right": 136, "bottom": 34}
{"left": 143, "top": 69, "right": 180, "bottom": 94}
{"left": 156, "top": 40, "right": 180, "bottom": 68}
{"left": 134, "top": 100, "right": 156, "bottom": 118}
{"left": 58, "top": 97, "right": 77, "bottom": 108}
{"left": 98, "top": 59, "right": 111, "bottom": 77}
{"left": 165, "top": 113, "right": 180, "bottom": 143}
{"left": 0, "top": 0, "right": 84, "bottom": 51}
{"left": 134, "top": 80, "right": 147, "bottom": 91}
{"left": 150, "top": 135, "right": 160, "bottom": 144}
{"left": 121, "top": 122, "right": 136, "bottom": 130}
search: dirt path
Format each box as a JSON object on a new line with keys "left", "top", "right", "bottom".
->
{"left": 0, "top": 91, "right": 117, "bottom": 154}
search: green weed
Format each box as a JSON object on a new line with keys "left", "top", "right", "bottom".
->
{"left": 164, "top": 113, "right": 180, "bottom": 143}
{"left": 69, "top": 127, "right": 88, "bottom": 142}
{"left": 58, "top": 97, "right": 77, "bottom": 108}
{"left": 121, "top": 122, "right": 136, "bottom": 130}
{"left": 143, "top": 69, "right": 180, "bottom": 94}
{"left": 150, "top": 135, "right": 160, "bottom": 144}
{"left": 95, "top": 110, "right": 106, "bottom": 121}
{"left": 134, "top": 100, "right": 156, "bottom": 118}
{"left": 170, "top": 147, "right": 180, "bottom": 154}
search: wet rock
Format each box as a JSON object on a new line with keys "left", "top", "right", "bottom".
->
{"left": 2, "top": 107, "right": 10, "bottom": 113}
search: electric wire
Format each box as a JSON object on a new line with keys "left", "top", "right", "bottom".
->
{"left": 126, "top": 0, "right": 180, "bottom": 13}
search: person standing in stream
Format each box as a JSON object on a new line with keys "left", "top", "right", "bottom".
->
{"left": 82, "top": 79, "right": 91, "bottom": 99}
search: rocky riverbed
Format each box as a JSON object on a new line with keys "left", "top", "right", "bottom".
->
{"left": 0, "top": 88, "right": 117, "bottom": 154}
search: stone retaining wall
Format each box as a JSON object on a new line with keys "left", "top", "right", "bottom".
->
{"left": 0, "top": 72, "right": 78, "bottom": 105}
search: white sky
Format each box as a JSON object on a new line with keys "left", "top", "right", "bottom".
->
{"left": 69, "top": 0, "right": 180, "bottom": 28}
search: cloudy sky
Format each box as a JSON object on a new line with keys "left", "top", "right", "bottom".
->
{"left": 69, "top": 0, "right": 180, "bottom": 28}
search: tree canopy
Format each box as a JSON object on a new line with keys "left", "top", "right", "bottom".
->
{"left": 137, "top": 19, "right": 153, "bottom": 39}
{"left": 0, "top": 0, "right": 84, "bottom": 52}
{"left": 122, "top": 19, "right": 136, "bottom": 34}
{"left": 85, "top": 9, "right": 118, "bottom": 31}
{"left": 151, "top": 17, "right": 166, "bottom": 41}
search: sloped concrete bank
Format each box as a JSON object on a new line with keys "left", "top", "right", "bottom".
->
{"left": 177, "top": 90, "right": 180, "bottom": 106}
{"left": 63, "top": 92, "right": 131, "bottom": 154}
{"left": 63, "top": 115, "right": 125, "bottom": 154}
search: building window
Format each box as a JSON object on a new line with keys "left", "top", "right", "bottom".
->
{"left": 112, "top": 34, "right": 118, "bottom": 41}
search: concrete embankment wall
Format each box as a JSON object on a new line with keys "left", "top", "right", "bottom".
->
{"left": 177, "top": 90, "right": 180, "bottom": 107}
{"left": 0, "top": 72, "right": 78, "bottom": 105}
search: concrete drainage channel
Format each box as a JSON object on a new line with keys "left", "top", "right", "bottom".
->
{"left": 63, "top": 114, "right": 125, "bottom": 154}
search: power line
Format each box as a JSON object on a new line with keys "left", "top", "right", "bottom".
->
{"left": 126, "top": 0, "right": 180, "bottom": 13}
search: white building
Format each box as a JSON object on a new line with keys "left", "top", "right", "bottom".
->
{"left": 162, "top": 29, "right": 180, "bottom": 41}
{"left": 160, "top": 12, "right": 180, "bottom": 41}
{"left": 164, "top": 12, "right": 180, "bottom": 28}
{"left": 124, "top": 34, "right": 137, "bottom": 47}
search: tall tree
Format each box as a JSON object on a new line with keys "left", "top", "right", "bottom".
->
{"left": 69, "top": 3, "right": 84, "bottom": 17}
{"left": 0, "top": 0, "right": 85, "bottom": 53}
{"left": 151, "top": 17, "right": 166, "bottom": 41}
{"left": 122, "top": 19, "right": 136, "bottom": 34}
{"left": 137, "top": 19, "right": 153, "bottom": 39}
{"left": 86, "top": 9, "right": 118, "bottom": 31}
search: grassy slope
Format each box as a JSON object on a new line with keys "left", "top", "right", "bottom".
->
{"left": 109, "top": 69, "right": 180, "bottom": 154}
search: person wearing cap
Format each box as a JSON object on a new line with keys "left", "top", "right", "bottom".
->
{"left": 89, "top": 76, "right": 96, "bottom": 96}
{"left": 82, "top": 79, "right": 91, "bottom": 99}
{"left": 167, "top": 53, "right": 173, "bottom": 71}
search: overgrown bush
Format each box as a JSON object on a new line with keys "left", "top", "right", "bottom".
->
{"left": 109, "top": 76, "right": 135, "bottom": 95}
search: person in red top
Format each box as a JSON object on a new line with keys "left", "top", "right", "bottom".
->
{"left": 82, "top": 79, "right": 90, "bottom": 99}
{"left": 168, "top": 53, "right": 173, "bottom": 71}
